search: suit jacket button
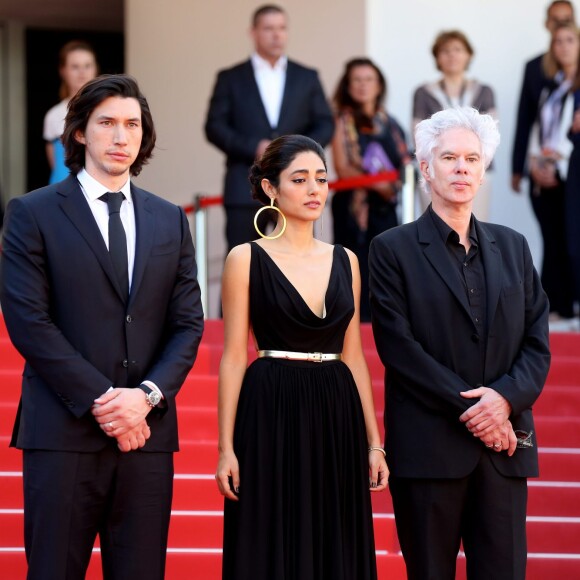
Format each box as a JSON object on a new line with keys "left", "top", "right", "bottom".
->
{"left": 122, "top": 359, "right": 129, "bottom": 368}
{"left": 126, "top": 315, "right": 133, "bottom": 323}
{"left": 471, "top": 334, "right": 480, "bottom": 343}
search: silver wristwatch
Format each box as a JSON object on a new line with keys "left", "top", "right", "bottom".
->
{"left": 138, "top": 384, "right": 162, "bottom": 407}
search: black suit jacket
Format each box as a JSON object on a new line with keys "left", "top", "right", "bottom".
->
{"left": 512, "top": 54, "right": 548, "bottom": 176}
{"left": 204, "top": 59, "right": 334, "bottom": 207}
{"left": 369, "top": 210, "right": 550, "bottom": 479}
{"left": 0, "top": 175, "right": 204, "bottom": 452}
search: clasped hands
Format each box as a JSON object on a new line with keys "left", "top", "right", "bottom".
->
{"left": 459, "top": 386, "right": 517, "bottom": 456}
{"left": 92, "top": 388, "right": 152, "bottom": 452}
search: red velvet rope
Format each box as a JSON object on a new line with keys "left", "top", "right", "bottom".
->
{"left": 182, "top": 170, "right": 400, "bottom": 214}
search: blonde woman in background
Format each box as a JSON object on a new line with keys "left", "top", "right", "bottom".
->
{"left": 528, "top": 22, "right": 579, "bottom": 324}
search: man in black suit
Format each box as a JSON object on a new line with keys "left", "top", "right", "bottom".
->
{"left": 370, "top": 107, "right": 550, "bottom": 580}
{"left": 0, "top": 75, "right": 204, "bottom": 579}
{"left": 205, "top": 4, "right": 334, "bottom": 250}
{"left": 511, "top": 0, "right": 575, "bottom": 192}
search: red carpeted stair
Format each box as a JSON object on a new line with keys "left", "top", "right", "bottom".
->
{"left": 1, "top": 317, "right": 579, "bottom": 579}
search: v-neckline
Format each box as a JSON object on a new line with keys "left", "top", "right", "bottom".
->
{"left": 253, "top": 243, "right": 336, "bottom": 320}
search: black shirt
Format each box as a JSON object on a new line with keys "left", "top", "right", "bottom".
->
{"left": 429, "top": 206, "right": 487, "bottom": 342}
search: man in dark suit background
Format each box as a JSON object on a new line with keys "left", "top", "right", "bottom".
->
{"left": 0, "top": 75, "right": 204, "bottom": 579}
{"left": 370, "top": 107, "right": 550, "bottom": 580}
{"left": 511, "top": 0, "right": 576, "bottom": 193}
{"left": 204, "top": 4, "right": 334, "bottom": 250}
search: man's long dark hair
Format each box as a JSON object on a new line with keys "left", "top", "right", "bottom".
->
{"left": 62, "top": 74, "right": 156, "bottom": 177}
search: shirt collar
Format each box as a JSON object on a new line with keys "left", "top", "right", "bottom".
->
{"left": 77, "top": 168, "right": 133, "bottom": 204}
{"left": 428, "top": 204, "right": 478, "bottom": 246}
{"left": 251, "top": 52, "right": 287, "bottom": 72}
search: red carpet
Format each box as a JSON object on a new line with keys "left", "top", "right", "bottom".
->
{"left": 1, "top": 317, "right": 579, "bottom": 579}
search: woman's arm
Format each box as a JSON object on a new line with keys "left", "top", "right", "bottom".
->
{"left": 216, "top": 244, "right": 251, "bottom": 501}
{"left": 342, "top": 249, "right": 389, "bottom": 491}
{"left": 45, "top": 142, "right": 55, "bottom": 170}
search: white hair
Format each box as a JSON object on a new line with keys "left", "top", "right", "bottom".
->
{"left": 414, "top": 107, "right": 500, "bottom": 194}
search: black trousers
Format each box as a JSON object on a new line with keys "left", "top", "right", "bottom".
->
{"left": 23, "top": 446, "right": 174, "bottom": 580}
{"left": 530, "top": 180, "right": 576, "bottom": 318}
{"left": 389, "top": 452, "right": 528, "bottom": 580}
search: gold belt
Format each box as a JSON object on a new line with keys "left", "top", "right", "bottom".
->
{"left": 257, "top": 350, "right": 342, "bottom": 363}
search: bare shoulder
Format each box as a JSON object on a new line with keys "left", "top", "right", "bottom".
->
{"left": 342, "top": 246, "right": 360, "bottom": 268}
{"left": 224, "top": 243, "right": 252, "bottom": 277}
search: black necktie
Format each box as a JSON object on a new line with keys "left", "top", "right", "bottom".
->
{"left": 100, "top": 192, "right": 129, "bottom": 300}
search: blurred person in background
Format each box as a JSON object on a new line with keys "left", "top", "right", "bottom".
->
{"left": 565, "top": 49, "right": 580, "bottom": 326}
{"left": 512, "top": 0, "right": 576, "bottom": 194}
{"left": 413, "top": 30, "right": 496, "bottom": 219}
{"left": 527, "top": 22, "right": 579, "bottom": 325}
{"left": 332, "top": 58, "right": 410, "bottom": 321}
{"left": 43, "top": 40, "right": 98, "bottom": 184}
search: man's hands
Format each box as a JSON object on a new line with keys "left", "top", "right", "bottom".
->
{"left": 459, "top": 386, "right": 517, "bottom": 456}
{"left": 255, "top": 139, "right": 271, "bottom": 159}
{"left": 115, "top": 422, "right": 152, "bottom": 452}
{"left": 92, "top": 388, "right": 152, "bottom": 452}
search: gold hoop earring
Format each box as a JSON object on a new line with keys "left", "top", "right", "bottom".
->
{"left": 254, "top": 197, "right": 287, "bottom": 240}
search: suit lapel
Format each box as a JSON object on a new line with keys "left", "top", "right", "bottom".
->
{"left": 244, "top": 60, "right": 272, "bottom": 129}
{"left": 417, "top": 211, "right": 473, "bottom": 321}
{"left": 130, "top": 185, "right": 155, "bottom": 304}
{"left": 277, "top": 60, "right": 295, "bottom": 132}
{"left": 57, "top": 176, "right": 126, "bottom": 302}
{"left": 476, "top": 220, "right": 502, "bottom": 326}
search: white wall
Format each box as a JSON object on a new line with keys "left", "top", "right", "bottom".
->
{"left": 367, "top": 0, "right": 555, "bottom": 265}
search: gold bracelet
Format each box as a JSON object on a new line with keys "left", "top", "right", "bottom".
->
{"left": 368, "top": 446, "right": 386, "bottom": 457}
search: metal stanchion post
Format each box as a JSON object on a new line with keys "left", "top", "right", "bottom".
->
{"left": 194, "top": 194, "right": 209, "bottom": 319}
{"left": 401, "top": 163, "right": 415, "bottom": 225}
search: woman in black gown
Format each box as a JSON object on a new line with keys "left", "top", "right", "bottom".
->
{"left": 216, "top": 135, "right": 388, "bottom": 579}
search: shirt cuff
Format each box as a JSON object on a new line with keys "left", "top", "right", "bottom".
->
{"left": 141, "top": 380, "right": 164, "bottom": 400}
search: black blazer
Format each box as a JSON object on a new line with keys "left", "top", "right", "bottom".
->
{"left": 512, "top": 54, "right": 548, "bottom": 176}
{"left": 204, "top": 59, "right": 334, "bottom": 207}
{"left": 369, "top": 210, "right": 550, "bottom": 479}
{"left": 0, "top": 175, "right": 204, "bottom": 453}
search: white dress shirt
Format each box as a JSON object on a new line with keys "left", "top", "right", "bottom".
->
{"left": 77, "top": 168, "right": 136, "bottom": 289}
{"left": 76, "top": 169, "right": 163, "bottom": 399}
{"left": 251, "top": 53, "right": 287, "bottom": 128}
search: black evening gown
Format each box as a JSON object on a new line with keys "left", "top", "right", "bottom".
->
{"left": 222, "top": 242, "right": 377, "bottom": 580}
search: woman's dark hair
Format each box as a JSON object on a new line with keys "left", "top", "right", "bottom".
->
{"left": 249, "top": 135, "right": 327, "bottom": 205}
{"left": 333, "top": 57, "right": 387, "bottom": 131}
{"left": 62, "top": 74, "right": 156, "bottom": 177}
{"left": 58, "top": 40, "right": 98, "bottom": 100}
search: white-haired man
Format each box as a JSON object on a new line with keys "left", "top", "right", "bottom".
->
{"left": 369, "top": 107, "right": 550, "bottom": 579}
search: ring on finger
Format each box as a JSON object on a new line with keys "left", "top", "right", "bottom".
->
{"left": 493, "top": 442, "right": 501, "bottom": 449}
{"left": 107, "top": 422, "right": 114, "bottom": 429}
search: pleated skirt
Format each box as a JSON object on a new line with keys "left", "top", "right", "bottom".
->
{"left": 222, "top": 358, "right": 377, "bottom": 580}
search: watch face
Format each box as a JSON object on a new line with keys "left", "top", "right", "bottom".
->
{"left": 148, "top": 391, "right": 162, "bottom": 406}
